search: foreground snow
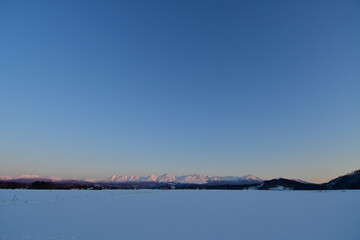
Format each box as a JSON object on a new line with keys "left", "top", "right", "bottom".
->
{"left": 1, "top": 190, "right": 359, "bottom": 240}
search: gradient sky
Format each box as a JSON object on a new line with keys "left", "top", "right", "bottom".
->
{"left": 1, "top": 0, "right": 359, "bottom": 182}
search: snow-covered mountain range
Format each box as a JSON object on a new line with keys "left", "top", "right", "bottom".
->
{"left": 0, "top": 175, "right": 94, "bottom": 183}
{"left": 104, "top": 174, "right": 263, "bottom": 184}
{"left": 0, "top": 175, "right": 62, "bottom": 182}
{"left": 0, "top": 174, "right": 263, "bottom": 184}
{"left": 2, "top": 169, "right": 360, "bottom": 190}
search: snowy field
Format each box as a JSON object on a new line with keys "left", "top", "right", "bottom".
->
{"left": 1, "top": 189, "right": 359, "bottom": 240}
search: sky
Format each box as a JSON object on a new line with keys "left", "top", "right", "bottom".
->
{"left": 0, "top": 0, "right": 359, "bottom": 182}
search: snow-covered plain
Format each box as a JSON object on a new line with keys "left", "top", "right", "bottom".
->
{"left": 1, "top": 189, "right": 359, "bottom": 240}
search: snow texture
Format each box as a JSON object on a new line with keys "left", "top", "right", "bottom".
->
{"left": 0, "top": 189, "right": 359, "bottom": 240}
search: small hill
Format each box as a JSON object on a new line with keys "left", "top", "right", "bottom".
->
{"left": 259, "top": 178, "right": 323, "bottom": 190}
{"left": 326, "top": 169, "right": 360, "bottom": 189}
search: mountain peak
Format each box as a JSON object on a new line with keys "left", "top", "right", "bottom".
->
{"left": 16, "top": 175, "right": 42, "bottom": 179}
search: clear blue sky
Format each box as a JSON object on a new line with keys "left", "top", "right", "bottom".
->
{"left": 1, "top": 0, "right": 359, "bottom": 181}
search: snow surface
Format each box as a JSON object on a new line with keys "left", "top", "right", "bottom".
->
{"left": 0, "top": 190, "right": 359, "bottom": 240}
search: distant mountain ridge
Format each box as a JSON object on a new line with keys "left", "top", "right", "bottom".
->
{"left": 1, "top": 169, "right": 360, "bottom": 190}
{"left": 0, "top": 173, "right": 263, "bottom": 184}
{"left": 105, "top": 173, "right": 263, "bottom": 184}
{"left": 0, "top": 175, "right": 63, "bottom": 183}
